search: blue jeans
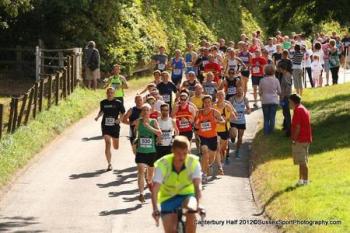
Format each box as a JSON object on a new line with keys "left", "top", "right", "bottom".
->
{"left": 262, "top": 104, "right": 278, "bottom": 135}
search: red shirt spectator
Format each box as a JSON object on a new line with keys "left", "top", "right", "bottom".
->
{"left": 292, "top": 104, "right": 312, "bottom": 143}
{"left": 250, "top": 56, "right": 267, "bottom": 77}
{"left": 204, "top": 61, "right": 221, "bottom": 84}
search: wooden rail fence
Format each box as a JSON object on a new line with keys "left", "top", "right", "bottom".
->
{"left": 0, "top": 54, "right": 79, "bottom": 139}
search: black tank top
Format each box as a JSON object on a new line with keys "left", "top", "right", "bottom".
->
{"left": 129, "top": 106, "right": 142, "bottom": 123}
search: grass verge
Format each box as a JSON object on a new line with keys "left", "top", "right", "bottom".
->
{"left": 251, "top": 83, "right": 350, "bottom": 233}
{"left": 0, "top": 87, "right": 104, "bottom": 187}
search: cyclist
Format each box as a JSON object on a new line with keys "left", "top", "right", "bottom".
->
{"left": 95, "top": 87, "right": 125, "bottom": 171}
{"left": 152, "top": 136, "right": 203, "bottom": 233}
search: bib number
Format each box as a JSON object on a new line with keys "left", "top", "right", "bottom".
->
{"left": 200, "top": 122, "right": 212, "bottom": 131}
{"left": 140, "top": 137, "right": 153, "bottom": 148}
{"left": 158, "top": 63, "right": 166, "bottom": 70}
{"left": 205, "top": 86, "right": 215, "bottom": 95}
{"left": 105, "top": 117, "right": 115, "bottom": 126}
{"left": 173, "top": 68, "right": 182, "bottom": 75}
{"left": 162, "top": 130, "right": 172, "bottom": 140}
{"left": 227, "top": 87, "right": 236, "bottom": 95}
{"left": 162, "top": 94, "right": 171, "bottom": 103}
{"left": 202, "top": 60, "right": 209, "bottom": 67}
{"left": 179, "top": 119, "right": 190, "bottom": 129}
{"left": 252, "top": 66, "right": 260, "bottom": 74}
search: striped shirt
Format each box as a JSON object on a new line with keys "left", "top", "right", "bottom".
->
{"left": 291, "top": 51, "right": 304, "bottom": 69}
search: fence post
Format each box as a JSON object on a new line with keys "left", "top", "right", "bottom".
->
{"left": 7, "top": 98, "right": 14, "bottom": 133}
{"left": 67, "top": 56, "right": 71, "bottom": 96}
{"left": 72, "top": 54, "right": 77, "bottom": 88}
{"left": 48, "top": 75, "right": 53, "bottom": 109}
{"left": 70, "top": 56, "right": 74, "bottom": 92}
{"left": 33, "top": 82, "right": 38, "bottom": 119}
{"left": 0, "top": 104, "right": 3, "bottom": 139}
{"left": 11, "top": 98, "right": 19, "bottom": 133}
{"left": 17, "top": 93, "right": 28, "bottom": 128}
{"left": 55, "top": 72, "right": 60, "bottom": 105}
{"left": 58, "top": 51, "right": 64, "bottom": 68}
{"left": 24, "top": 88, "right": 34, "bottom": 125}
{"left": 62, "top": 68, "right": 67, "bottom": 99}
{"left": 35, "top": 46, "right": 41, "bottom": 81}
{"left": 39, "top": 78, "right": 44, "bottom": 112}
{"left": 16, "top": 45, "right": 22, "bottom": 72}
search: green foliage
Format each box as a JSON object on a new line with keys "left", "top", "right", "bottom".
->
{"left": 0, "top": 0, "right": 32, "bottom": 28}
{"left": 0, "top": 0, "right": 264, "bottom": 74}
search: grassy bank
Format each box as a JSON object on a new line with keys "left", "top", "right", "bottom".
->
{"left": 0, "top": 87, "right": 104, "bottom": 187}
{"left": 251, "top": 83, "right": 350, "bottom": 233}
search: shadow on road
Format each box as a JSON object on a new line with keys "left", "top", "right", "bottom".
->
{"left": 69, "top": 169, "right": 106, "bottom": 179}
{"left": 253, "top": 185, "right": 300, "bottom": 216}
{"left": 99, "top": 204, "right": 142, "bottom": 216}
{"left": 81, "top": 136, "right": 104, "bottom": 141}
{"left": 122, "top": 193, "right": 151, "bottom": 203}
{"left": 97, "top": 172, "right": 137, "bottom": 188}
{"left": 109, "top": 188, "right": 140, "bottom": 198}
{"left": 114, "top": 166, "right": 137, "bottom": 175}
{"left": 0, "top": 216, "right": 44, "bottom": 232}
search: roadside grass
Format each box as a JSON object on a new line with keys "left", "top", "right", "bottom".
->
{"left": 127, "top": 75, "right": 153, "bottom": 92}
{"left": 0, "top": 87, "right": 104, "bottom": 187}
{"left": 251, "top": 83, "right": 350, "bottom": 233}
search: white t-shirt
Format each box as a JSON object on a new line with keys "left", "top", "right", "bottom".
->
{"left": 264, "top": 45, "right": 277, "bottom": 57}
{"left": 313, "top": 50, "right": 324, "bottom": 65}
{"left": 303, "top": 49, "right": 313, "bottom": 68}
{"left": 311, "top": 60, "right": 323, "bottom": 77}
{"left": 153, "top": 162, "right": 202, "bottom": 184}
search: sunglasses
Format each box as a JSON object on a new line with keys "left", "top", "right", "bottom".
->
{"left": 180, "top": 98, "right": 187, "bottom": 101}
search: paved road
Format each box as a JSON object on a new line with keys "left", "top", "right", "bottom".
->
{"left": 0, "top": 87, "right": 278, "bottom": 233}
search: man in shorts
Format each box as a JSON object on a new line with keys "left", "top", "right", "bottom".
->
{"left": 84, "top": 41, "right": 100, "bottom": 90}
{"left": 95, "top": 87, "right": 125, "bottom": 171}
{"left": 250, "top": 50, "right": 267, "bottom": 108}
{"left": 289, "top": 94, "right": 312, "bottom": 186}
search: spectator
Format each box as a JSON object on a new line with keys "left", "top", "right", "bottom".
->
{"left": 259, "top": 64, "right": 281, "bottom": 135}
{"left": 329, "top": 39, "right": 340, "bottom": 85}
{"left": 84, "top": 41, "right": 100, "bottom": 90}
{"left": 289, "top": 94, "right": 312, "bottom": 186}
{"left": 291, "top": 44, "right": 304, "bottom": 95}
{"left": 279, "top": 65, "right": 292, "bottom": 137}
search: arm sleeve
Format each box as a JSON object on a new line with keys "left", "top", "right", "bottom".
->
{"left": 153, "top": 167, "right": 164, "bottom": 184}
{"left": 192, "top": 163, "right": 202, "bottom": 180}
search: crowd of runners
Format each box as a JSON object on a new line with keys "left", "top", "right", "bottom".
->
{"left": 92, "top": 30, "right": 349, "bottom": 233}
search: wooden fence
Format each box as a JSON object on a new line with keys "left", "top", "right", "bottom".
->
{"left": 0, "top": 54, "right": 79, "bottom": 139}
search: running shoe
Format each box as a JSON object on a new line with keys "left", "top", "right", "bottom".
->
{"left": 218, "top": 167, "right": 224, "bottom": 175}
{"left": 138, "top": 194, "right": 145, "bottom": 203}
{"left": 296, "top": 179, "right": 304, "bottom": 186}
{"left": 106, "top": 164, "right": 113, "bottom": 172}
{"left": 202, "top": 173, "right": 208, "bottom": 183}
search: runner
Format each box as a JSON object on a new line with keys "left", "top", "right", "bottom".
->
{"left": 194, "top": 47, "right": 210, "bottom": 83}
{"left": 250, "top": 50, "right": 267, "bottom": 108}
{"left": 172, "top": 92, "right": 196, "bottom": 146}
{"left": 107, "top": 64, "right": 128, "bottom": 105}
{"left": 122, "top": 95, "right": 143, "bottom": 155}
{"left": 229, "top": 87, "right": 250, "bottom": 159}
{"left": 190, "top": 84, "right": 204, "bottom": 110}
{"left": 195, "top": 95, "right": 225, "bottom": 182}
{"left": 202, "top": 72, "right": 218, "bottom": 101}
{"left": 157, "top": 71, "right": 178, "bottom": 112}
{"left": 95, "top": 87, "right": 126, "bottom": 171}
{"left": 223, "top": 48, "right": 245, "bottom": 77}
{"left": 151, "top": 136, "right": 204, "bottom": 233}
{"left": 181, "top": 71, "right": 200, "bottom": 97}
{"left": 238, "top": 42, "right": 252, "bottom": 97}
{"left": 185, "top": 43, "right": 198, "bottom": 76}
{"left": 219, "top": 68, "right": 242, "bottom": 100}
{"left": 214, "top": 90, "right": 236, "bottom": 173}
{"left": 135, "top": 103, "right": 162, "bottom": 203}
{"left": 171, "top": 49, "right": 186, "bottom": 87}
{"left": 140, "top": 70, "right": 162, "bottom": 94}
{"left": 204, "top": 54, "right": 222, "bottom": 85}
{"left": 146, "top": 96, "right": 161, "bottom": 119}
{"left": 152, "top": 45, "right": 168, "bottom": 72}
{"left": 156, "top": 103, "right": 178, "bottom": 161}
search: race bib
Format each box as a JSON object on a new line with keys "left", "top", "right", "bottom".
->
{"left": 186, "top": 62, "right": 192, "bottom": 67}
{"left": 162, "top": 94, "right": 171, "bottom": 103}
{"left": 200, "top": 122, "right": 212, "bottom": 131}
{"left": 162, "top": 130, "right": 172, "bottom": 140}
{"left": 179, "top": 119, "right": 190, "bottom": 129}
{"left": 158, "top": 63, "right": 166, "bottom": 70}
{"left": 111, "top": 83, "right": 121, "bottom": 90}
{"left": 252, "top": 66, "right": 260, "bottom": 74}
{"left": 241, "top": 56, "right": 249, "bottom": 63}
{"left": 173, "top": 68, "right": 182, "bottom": 75}
{"left": 237, "top": 111, "right": 245, "bottom": 121}
{"left": 205, "top": 86, "right": 215, "bottom": 95}
{"left": 105, "top": 117, "right": 115, "bottom": 126}
{"left": 227, "top": 87, "right": 236, "bottom": 95}
{"left": 202, "top": 60, "right": 209, "bottom": 66}
{"left": 140, "top": 137, "right": 153, "bottom": 148}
